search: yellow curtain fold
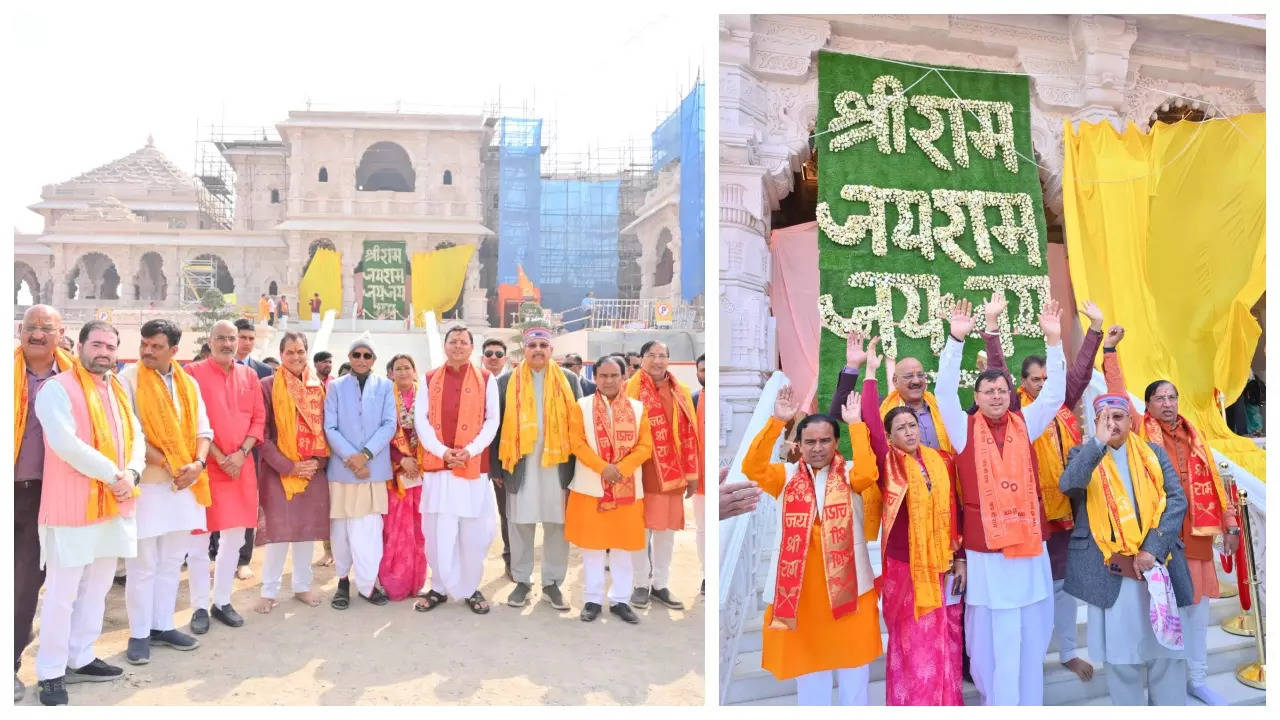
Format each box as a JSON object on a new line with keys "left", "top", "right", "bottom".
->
{"left": 1061, "top": 114, "right": 1265, "bottom": 480}
{"left": 410, "top": 245, "right": 476, "bottom": 327}
{"left": 299, "top": 248, "right": 343, "bottom": 320}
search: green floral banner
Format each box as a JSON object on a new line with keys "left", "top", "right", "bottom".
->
{"left": 360, "top": 239, "right": 408, "bottom": 320}
{"left": 815, "top": 51, "right": 1050, "bottom": 431}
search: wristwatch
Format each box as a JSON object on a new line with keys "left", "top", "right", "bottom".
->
{"left": 1226, "top": 527, "right": 1242, "bottom": 536}
{"left": 127, "top": 469, "right": 140, "bottom": 484}
{"left": 196, "top": 457, "right": 207, "bottom": 469}
{"left": 361, "top": 448, "right": 375, "bottom": 461}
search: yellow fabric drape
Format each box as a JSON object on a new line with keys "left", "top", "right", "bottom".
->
{"left": 410, "top": 245, "right": 476, "bottom": 327}
{"left": 299, "top": 248, "right": 343, "bottom": 321}
{"left": 1061, "top": 114, "right": 1266, "bottom": 481}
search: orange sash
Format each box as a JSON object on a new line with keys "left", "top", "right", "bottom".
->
{"left": 423, "top": 364, "right": 486, "bottom": 479}
{"left": 136, "top": 360, "right": 212, "bottom": 506}
{"left": 14, "top": 346, "right": 74, "bottom": 464}
{"left": 627, "top": 371, "right": 699, "bottom": 493}
{"left": 271, "top": 365, "right": 328, "bottom": 500}
{"left": 1018, "top": 387, "right": 1079, "bottom": 525}
{"left": 389, "top": 384, "right": 423, "bottom": 498}
{"left": 771, "top": 454, "right": 859, "bottom": 630}
{"left": 1142, "top": 414, "right": 1229, "bottom": 536}
{"left": 593, "top": 391, "right": 639, "bottom": 511}
{"left": 71, "top": 361, "right": 140, "bottom": 521}
{"left": 881, "top": 445, "right": 956, "bottom": 619}
{"left": 972, "top": 413, "right": 1042, "bottom": 558}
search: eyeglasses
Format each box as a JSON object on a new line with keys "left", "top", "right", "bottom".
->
{"left": 350, "top": 351, "right": 373, "bottom": 360}
{"left": 484, "top": 350, "right": 506, "bottom": 358}
{"left": 977, "top": 388, "right": 1010, "bottom": 397}
{"left": 644, "top": 353, "right": 669, "bottom": 360}
{"left": 21, "top": 324, "right": 59, "bottom": 335}
{"left": 1150, "top": 394, "right": 1179, "bottom": 404}
{"left": 898, "top": 372, "right": 928, "bottom": 382}
{"left": 526, "top": 341, "right": 550, "bottom": 350}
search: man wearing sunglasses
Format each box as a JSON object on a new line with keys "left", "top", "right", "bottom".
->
{"left": 481, "top": 338, "right": 512, "bottom": 578}
{"left": 561, "top": 353, "right": 596, "bottom": 396}
{"left": 625, "top": 351, "right": 641, "bottom": 380}
{"left": 492, "top": 327, "right": 584, "bottom": 610}
{"left": 323, "top": 335, "right": 397, "bottom": 610}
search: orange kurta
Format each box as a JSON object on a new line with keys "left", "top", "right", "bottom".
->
{"left": 745, "top": 417, "right": 883, "bottom": 680}
{"left": 565, "top": 399, "right": 653, "bottom": 551}
{"left": 639, "top": 382, "right": 685, "bottom": 530}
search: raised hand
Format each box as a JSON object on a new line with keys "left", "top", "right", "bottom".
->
{"left": 773, "top": 384, "right": 799, "bottom": 423}
{"left": 1039, "top": 299, "right": 1062, "bottom": 345}
{"left": 1081, "top": 300, "right": 1104, "bottom": 332}
{"left": 1094, "top": 410, "right": 1118, "bottom": 446}
{"left": 864, "top": 337, "right": 882, "bottom": 375}
{"left": 983, "top": 290, "right": 1008, "bottom": 332}
{"left": 846, "top": 329, "right": 868, "bottom": 369}
{"left": 949, "top": 298, "right": 976, "bottom": 340}
{"left": 841, "top": 392, "right": 860, "bottom": 426}
{"left": 1104, "top": 325, "right": 1125, "bottom": 349}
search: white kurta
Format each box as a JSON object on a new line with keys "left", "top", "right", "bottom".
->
{"left": 413, "top": 371, "right": 501, "bottom": 517}
{"left": 1086, "top": 443, "right": 1184, "bottom": 665}
{"left": 119, "top": 363, "right": 212, "bottom": 539}
{"left": 506, "top": 369, "right": 568, "bottom": 525}
{"left": 34, "top": 377, "right": 145, "bottom": 569}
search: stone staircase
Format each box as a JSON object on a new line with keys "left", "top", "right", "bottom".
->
{"left": 724, "top": 595, "right": 1265, "bottom": 706}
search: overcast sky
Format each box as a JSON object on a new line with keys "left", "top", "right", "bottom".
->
{"left": 5, "top": 1, "right": 706, "bottom": 233}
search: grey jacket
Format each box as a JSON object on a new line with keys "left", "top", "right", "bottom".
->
{"left": 1059, "top": 436, "right": 1193, "bottom": 609}
{"left": 488, "top": 366, "right": 584, "bottom": 494}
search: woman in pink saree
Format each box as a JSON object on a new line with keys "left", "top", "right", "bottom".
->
{"left": 377, "top": 354, "right": 428, "bottom": 601}
{"left": 842, "top": 335, "right": 966, "bottom": 706}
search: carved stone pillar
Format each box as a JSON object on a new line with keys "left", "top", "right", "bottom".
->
{"left": 1069, "top": 15, "right": 1137, "bottom": 130}
{"left": 463, "top": 239, "right": 486, "bottom": 324}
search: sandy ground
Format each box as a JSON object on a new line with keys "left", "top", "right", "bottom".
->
{"left": 17, "top": 500, "right": 705, "bottom": 706}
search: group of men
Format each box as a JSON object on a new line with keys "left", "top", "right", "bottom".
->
{"left": 15, "top": 303, "right": 705, "bottom": 706}
{"left": 740, "top": 292, "right": 1240, "bottom": 706}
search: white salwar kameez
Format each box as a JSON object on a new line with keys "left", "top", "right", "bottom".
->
{"left": 505, "top": 369, "right": 570, "bottom": 586}
{"left": 33, "top": 375, "right": 146, "bottom": 681}
{"left": 414, "top": 371, "right": 500, "bottom": 599}
{"left": 936, "top": 335, "right": 1067, "bottom": 706}
{"left": 1086, "top": 443, "right": 1187, "bottom": 706}
{"left": 120, "top": 364, "right": 212, "bottom": 638}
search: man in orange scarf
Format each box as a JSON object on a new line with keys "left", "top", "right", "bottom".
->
{"left": 255, "top": 331, "right": 331, "bottom": 615}
{"left": 119, "top": 320, "right": 210, "bottom": 666}
{"left": 980, "top": 294, "right": 1105, "bottom": 683}
{"left": 414, "top": 326, "right": 500, "bottom": 614}
{"left": 1059, "top": 393, "right": 1191, "bottom": 705}
{"left": 624, "top": 340, "right": 699, "bottom": 612}
{"left": 31, "top": 321, "right": 144, "bottom": 705}
{"left": 936, "top": 298, "right": 1066, "bottom": 706}
{"left": 14, "top": 305, "right": 71, "bottom": 702}
{"left": 1100, "top": 327, "right": 1239, "bottom": 705}
{"left": 742, "top": 384, "right": 881, "bottom": 704}
{"left": 491, "top": 327, "right": 584, "bottom": 610}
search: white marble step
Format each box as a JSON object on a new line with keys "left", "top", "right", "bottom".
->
{"left": 726, "top": 598, "right": 1255, "bottom": 706}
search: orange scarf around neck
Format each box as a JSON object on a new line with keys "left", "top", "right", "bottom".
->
{"left": 593, "top": 391, "right": 639, "bottom": 511}
{"left": 972, "top": 412, "right": 1042, "bottom": 558}
{"left": 423, "top": 363, "right": 487, "bottom": 479}
{"left": 14, "top": 346, "right": 74, "bottom": 463}
{"left": 136, "top": 360, "right": 211, "bottom": 506}
{"left": 271, "top": 365, "right": 328, "bottom": 500}
{"left": 1142, "top": 414, "right": 1229, "bottom": 536}
{"left": 770, "top": 455, "right": 859, "bottom": 630}
{"left": 882, "top": 445, "right": 956, "bottom": 619}
{"left": 627, "top": 371, "right": 699, "bottom": 493}
{"left": 1018, "top": 387, "right": 1079, "bottom": 524}
{"left": 71, "top": 361, "right": 139, "bottom": 521}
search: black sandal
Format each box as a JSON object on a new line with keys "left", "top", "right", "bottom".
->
{"left": 465, "top": 591, "right": 491, "bottom": 615}
{"left": 330, "top": 578, "right": 350, "bottom": 610}
{"left": 414, "top": 590, "right": 447, "bottom": 612}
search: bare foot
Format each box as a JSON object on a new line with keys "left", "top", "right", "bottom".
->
{"left": 294, "top": 590, "right": 321, "bottom": 607}
{"left": 1062, "top": 657, "right": 1094, "bottom": 681}
{"left": 314, "top": 554, "right": 335, "bottom": 568}
{"left": 236, "top": 566, "right": 254, "bottom": 580}
{"left": 254, "top": 597, "right": 279, "bottom": 614}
